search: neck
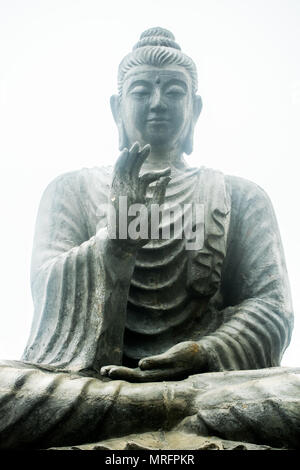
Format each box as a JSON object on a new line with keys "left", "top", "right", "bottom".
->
{"left": 141, "top": 147, "right": 188, "bottom": 174}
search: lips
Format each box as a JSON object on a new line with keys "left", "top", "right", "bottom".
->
{"left": 147, "top": 117, "right": 169, "bottom": 123}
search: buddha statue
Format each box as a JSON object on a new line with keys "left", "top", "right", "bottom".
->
{"left": 0, "top": 27, "right": 299, "bottom": 450}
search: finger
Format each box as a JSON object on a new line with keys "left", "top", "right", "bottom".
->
{"left": 127, "top": 367, "right": 189, "bottom": 382}
{"left": 100, "top": 365, "right": 115, "bottom": 377}
{"left": 102, "top": 365, "right": 191, "bottom": 382}
{"left": 151, "top": 175, "right": 171, "bottom": 206}
{"left": 131, "top": 144, "right": 151, "bottom": 178}
{"left": 106, "top": 366, "right": 140, "bottom": 381}
{"left": 144, "top": 367, "right": 189, "bottom": 381}
{"left": 139, "top": 168, "right": 171, "bottom": 195}
{"left": 113, "top": 148, "right": 129, "bottom": 176}
{"left": 126, "top": 141, "right": 142, "bottom": 174}
{"left": 139, "top": 352, "right": 175, "bottom": 371}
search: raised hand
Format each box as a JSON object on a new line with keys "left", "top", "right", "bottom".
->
{"left": 107, "top": 142, "right": 171, "bottom": 252}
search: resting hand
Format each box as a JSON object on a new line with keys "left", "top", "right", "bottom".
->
{"left": 100, "top": 341, "right": 208, "bottom": 382}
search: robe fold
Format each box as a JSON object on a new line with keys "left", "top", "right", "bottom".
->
{"left": 22, "top": 165, "right": 293, "bottom": 374}
{"left": 0, "top": 361, "right": 299, "bottom": 449}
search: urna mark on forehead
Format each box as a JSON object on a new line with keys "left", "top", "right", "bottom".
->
{"left": 122, "top": 65, "right": 192, "bottom": 92}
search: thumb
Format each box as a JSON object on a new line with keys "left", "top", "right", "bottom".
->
{"left": 151, "top": 176, "right": 171, "bottom": 206}
{"left": 139, "top": 352, "right": 174, "bottom": 370}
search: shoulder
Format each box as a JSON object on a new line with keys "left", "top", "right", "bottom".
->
{"left": 224, "top": 174, "right": 274, "bottom": 210}
{"left": 199, "top": 166, "right": 267, "bottom": 197}
{"left": 197, "top": 167, "right": 277, "bottom": 228}
{"left": 198, "top": 166, "right": 273, "bottom": 213}
{"left": 225, "top": 174, "right": 268, "bottom": 195}
{"left": 42, "top": 166, "right": 113, "bottom": 197}
{"left": 223, "top": 174, "right": 279, "bottom": 237}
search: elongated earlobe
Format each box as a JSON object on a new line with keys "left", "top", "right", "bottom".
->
{"left": 110, "top": 94, "right": 129, "bottom": 150}
{"left": 118, "top": 123, "right": 129, "bottom": 151}
{"left": 182, "top": 123, "right": 194, "bottom": 155}
{"left": 183, "top": 95, "right": 202, "bottom": 155}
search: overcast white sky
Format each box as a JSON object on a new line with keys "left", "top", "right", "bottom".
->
{"left": 0, "top": 0, "right": 299, "bottom": 366}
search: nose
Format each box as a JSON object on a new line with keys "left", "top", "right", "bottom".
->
{"left": 150, "top": 88, "right": 167, "bottom": 111}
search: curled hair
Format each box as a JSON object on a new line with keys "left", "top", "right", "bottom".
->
{"left": 118, "top": 27, "right": 198, "bottom": 97}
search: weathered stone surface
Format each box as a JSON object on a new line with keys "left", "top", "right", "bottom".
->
{"left": 0, "top": 362, "right": 299, "bottom": 449}
{"left": 48, "top": 431, "right": 279, "bottom": 451}
{"left": 22, "top": 27, "right": 292, "bottom": 383}
{"left": 0, "top": 27, "right": 297, "bottom": 450}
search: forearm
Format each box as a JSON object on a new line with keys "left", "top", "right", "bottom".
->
{"left": 203, "top": 176, "right": 294, "bottom": 373}
{"left": 23, "top": 228, "right": 137, "bottom": 373}
{"left": 198, "top": 298, "right": 291, "bottom": 372}
{"left": 95, "top": 231, "right": 137, "bottom": 367}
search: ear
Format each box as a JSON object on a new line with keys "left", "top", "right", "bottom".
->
{"left": 110, "top": 94, "right": 120, "bottom": 124}
{"left": 193, "top": 95, "right": 202, "bottom": 123}
{"left": 182, "top": 95, "right": 202, "bottom": 155}
{"left": 110, "top": 95, "right": 129, "bottom": 150}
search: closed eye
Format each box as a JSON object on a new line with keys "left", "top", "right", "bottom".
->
{"left": 130, "top": 86, "right": 151, "bottom": 97}
{"left": 165, "top": 85, "right": 186, "bottom": 97}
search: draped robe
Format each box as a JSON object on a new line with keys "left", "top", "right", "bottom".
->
{"left": 0, "top": 361, "right": 299, "bottom": 449}
{"left": 22, "top": 164, "right": 293, "bottom": 374}
{"left": 0, "top": 164, "right": 296, "bottom": 449}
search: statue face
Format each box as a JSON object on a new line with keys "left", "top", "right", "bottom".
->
{"left": 115, "top": 65, "right": 197, "bottom": 152}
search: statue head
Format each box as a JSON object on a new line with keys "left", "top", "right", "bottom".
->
{"left": 110, "top": 27, "right": 202, "bottom": 155}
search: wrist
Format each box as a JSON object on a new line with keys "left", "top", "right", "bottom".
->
{"left": 105, "top": 237, "right": 139, "bottom": 259}
{"left": 96, "top": 227, "right": 138, "bottom": 263}
{"left": 193, "top": 342, "right": 209, "bottom": 372}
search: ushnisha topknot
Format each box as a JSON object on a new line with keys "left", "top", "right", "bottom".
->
{"left": 133, "top": 27, "right": 181, "bottom": 51}
{"left": 140, "top": 27, "right": 176, "bottom": 40}
{"left": 117, "top": 27, "right": 198, "bottom": 97}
